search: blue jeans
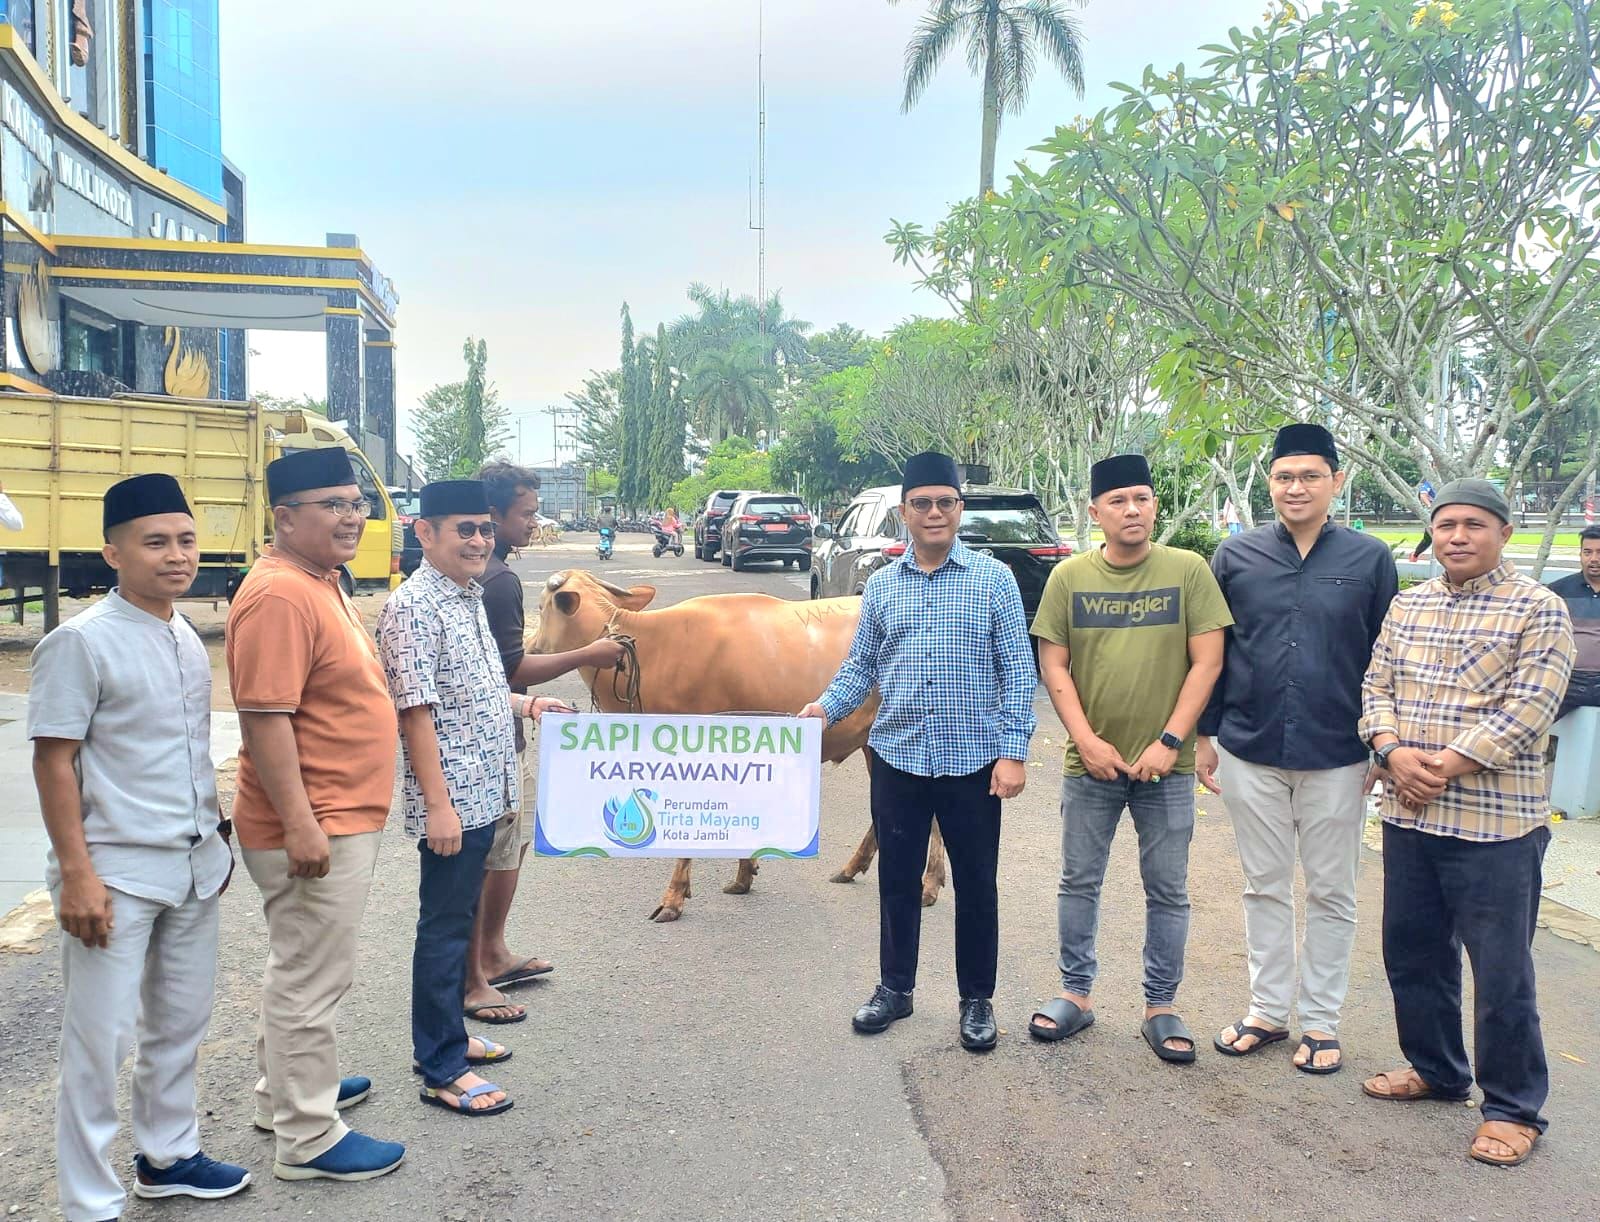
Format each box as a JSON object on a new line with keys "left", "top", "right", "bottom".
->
{"left": 412, "top": 824, "right": 495, "bottom": 1089}
{"left": 1057, "top": 773, "right": 1195, "bottom": 1007}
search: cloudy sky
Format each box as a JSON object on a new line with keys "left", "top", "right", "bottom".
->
{"left": 221, "top": 0, "right": 1263, "bottom": 466}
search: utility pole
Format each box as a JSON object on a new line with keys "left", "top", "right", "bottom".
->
{"left": 748, "top": 0, "right": 767, "bottom": 360}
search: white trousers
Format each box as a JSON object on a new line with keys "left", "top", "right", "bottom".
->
{"left": 54, "top": 885, "right": 220, "bottom": 1222}
{"left": 1216, "top": 745, "right": 1367, "bottom": 1034}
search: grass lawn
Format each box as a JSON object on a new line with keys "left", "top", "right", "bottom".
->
{"left": 1365, "top": 528, "right": 1584, "bottom": 549}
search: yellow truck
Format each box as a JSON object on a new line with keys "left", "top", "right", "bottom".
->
{"left": 0, "top": 392, "right": 400, "bottom": 630}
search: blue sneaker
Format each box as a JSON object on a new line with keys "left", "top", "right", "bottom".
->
{"left": 274, "top": 1130, "right": 405, "bottom": 1182}
{"left": 132, "top": 1151, "right": 251, "bottom": 1199}
{"left": 253, "top": 1075, "right": 373, "bottom": 1131}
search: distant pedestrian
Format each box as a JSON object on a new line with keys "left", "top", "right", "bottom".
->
{"left": 1223, "top": 497, "right": 1242, "bottom": 535}
{"left": 1409, "top": 478, "right": 1437, "bottom": 561}
{"left": 1359, "top": 479, "right": 1574, "bottom": 1167}
{"left": 227, "top": 447, "right": 404, "bottom": 1182}
{"left": 1027, "top": 453, "right": 1231, "bottom": 1065}
{"left": 32, "top": 474, "right": 249, "bottom": 1219}
{"left": 1198, "top": 424, "right": 1398, "bottom": 1074}
{"left": 800, "top": 451, "right": 1037, "bottom": 1053}
{"left": 1548, "top": 525, "right": 1600, "bottom": 720}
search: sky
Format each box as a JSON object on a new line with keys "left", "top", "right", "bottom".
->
{"left": 220, "top": 0, "right": 1266, "bottom": 469}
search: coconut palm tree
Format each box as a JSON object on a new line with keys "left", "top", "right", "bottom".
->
{"left": 891, "top": 0, "right": 1087, "bottom": 198}
{"left": 686, "top": 341, "right": 775, "bottom": 444}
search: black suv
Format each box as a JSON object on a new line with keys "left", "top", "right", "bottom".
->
{"left": 810, "top": 484, "right": 1071, "bottom": 620}
{"left": 718, "top": 492, "right": 813, "bottom": 571}
{"left": 695, "top": 488, "right": 760, "bottom": 561}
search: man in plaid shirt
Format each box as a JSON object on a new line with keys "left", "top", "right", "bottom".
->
{"left": 1359, "top": 479, "right": 1574, "bottom": 1167}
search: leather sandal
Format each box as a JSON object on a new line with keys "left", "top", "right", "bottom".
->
{"left": 1361, "top": 1066, "right": 1469, "bottom": 1103}
{"left": 1469, "top": 1120, "right": 1539, "bottom": 1167}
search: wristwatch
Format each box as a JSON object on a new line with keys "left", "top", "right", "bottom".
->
{"left": 1159, "top": 730, "right": 1182, "bottom": 751}
{"left": 1372, "top": 742, "right": 1398, "bottom": 770}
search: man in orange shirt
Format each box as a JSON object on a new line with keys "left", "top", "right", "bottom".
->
{"left": 226, "top": 447, "right": 404, "bottom": 1183}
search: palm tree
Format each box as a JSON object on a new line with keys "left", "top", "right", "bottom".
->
{"left": 687, "top": 341, "right": 775, "bottom": 444}
{"left": 891, "top": 0, "right": 1087, "bottom": 198}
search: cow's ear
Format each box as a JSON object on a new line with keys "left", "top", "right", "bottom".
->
{"left": 554, "top": 589, "right": 581, "bottom": 616}
{"left": 617, "top": 584, "right": 656, "bottom": 611}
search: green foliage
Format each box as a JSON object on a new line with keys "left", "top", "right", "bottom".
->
{"left": 769, "top": 370, "right": 898, "bottom": 504}
{"left": 254, "top": 392, "right": 328, "bottom": 418}
{"left": 668, "top": 437, "right": 774, "bottom": 518}
{"left": 567, "top": 369, "right": 622, "bottom": 473}
{"left": 1163, "top": 518, "right": 1221, "bottom": 561}
{"left": 412, "top": 340, "right": 510, "bottom": 479}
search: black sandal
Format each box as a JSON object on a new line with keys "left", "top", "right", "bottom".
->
{"left": 1213, "top": 1018, "right": 1289, "bottom": 1057}
{"left": 1028, "top": 997, "right": 1095, "bottom": 1043}
{"left": 1141, "top": 1013, "right": 1196, "bottom": 1064}
{"left": 1294, "top": 1034, "right": 1342, "bottom": 1075}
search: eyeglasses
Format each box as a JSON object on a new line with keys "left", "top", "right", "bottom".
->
{"left": 1270, "top": 472, "right": 1330, "bottom": 487}
{"left": 906, "top": 496, "right": 963, "bottom": 514}
{"left": 450, "top": 521, "right": 497, "bottom": 540}
{"left": 282, "top": 498, "right": 371, "bottom": 518}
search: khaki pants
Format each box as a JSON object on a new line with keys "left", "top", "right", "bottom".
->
{"left": 242, "top": 830, "right": 381, "bottom": 1165}
{"left": 1215, "top": 745, "right": 1367, "bottom": 1034}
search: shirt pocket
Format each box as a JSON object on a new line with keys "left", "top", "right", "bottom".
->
{"left": 1456, "top": 638, "right": 1514, "bottom": 698}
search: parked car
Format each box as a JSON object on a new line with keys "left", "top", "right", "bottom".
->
{"left": 695, "top": 488, "right": 761, "bottom": 561}
{"left": 717, "top": 492, "right": 813, "bottom": 571}
{"left": 391, "top": 490, "right": 424, "bottom": 576}
{"left": 810, "top": 485, "right": 1071, "bottom": 623}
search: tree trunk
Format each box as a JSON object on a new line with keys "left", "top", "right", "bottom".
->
{"left": 978, "top": 13, "right": 1001, "bottom": 198}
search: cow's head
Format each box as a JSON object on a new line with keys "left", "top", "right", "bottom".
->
{"left": 529, "top": 569, "right": 657, "bottom": 655}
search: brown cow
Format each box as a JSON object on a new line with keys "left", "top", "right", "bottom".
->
{"left": 529, "top": 569, "right": 947, "bottom": 921}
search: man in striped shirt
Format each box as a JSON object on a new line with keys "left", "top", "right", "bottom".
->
{"left": 1358, "top": 479, "right": 1574, "bottom": 1167}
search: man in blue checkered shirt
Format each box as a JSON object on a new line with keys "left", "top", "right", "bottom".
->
{"left": 801, "top": 451, "right": 1037, "bottom": 1052}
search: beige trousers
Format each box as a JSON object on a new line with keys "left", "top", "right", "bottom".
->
{"left": 242, "top": 830, "right": 381, "bottom": 1165}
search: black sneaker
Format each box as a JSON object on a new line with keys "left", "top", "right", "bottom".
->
{"left": 959, "top": 998, "right": 998, "bottom": 1051}
{"left": 852, "top": 984, "right": 914, "bottom": 1034}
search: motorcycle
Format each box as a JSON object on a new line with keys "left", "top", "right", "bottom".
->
{"left": 596, "top": 525, "right": 614, "bottom": 561}
{"left": 651, "top": 522, "right": 685, "bottom": 558}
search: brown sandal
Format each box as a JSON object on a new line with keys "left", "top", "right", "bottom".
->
{"left": 1469, "top": 1120, "right": 1539, "bottom": 1167}
{"left": 1360, "top": 1066, "right": 1468, "bottom": 1102}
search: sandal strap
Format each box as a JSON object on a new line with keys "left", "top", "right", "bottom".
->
{"left": 459, "top": 1082, "right": 503, "bottom": 1101}
{"left": 1298, "top": 1035, "right": 1340, "bottom": 1052}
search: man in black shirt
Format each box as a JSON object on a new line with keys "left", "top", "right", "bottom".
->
{"left": 463, "top": 464, "right": 624, "bottom": 1023}
{"left": 1198, "top": 424, "right": 1398, "bottom": 1074}
{"left": 1550, "top": 526, "right": 1600, "bottom": 721}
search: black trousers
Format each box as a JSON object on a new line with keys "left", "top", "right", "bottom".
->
{"left": 868, "top": 750, "right": 1001, "bottom": 999}
{"left": 1381, "top": 822, "right": 1550, "bottom": 1131}
{"left": 1556, "top": 667, "right": 1600, "bottom": 721}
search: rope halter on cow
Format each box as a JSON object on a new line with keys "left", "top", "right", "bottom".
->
{"left": 596, "top": 607, "right": 642, "bottom": 713}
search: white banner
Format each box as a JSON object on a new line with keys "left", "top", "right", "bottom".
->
{"left": 534, "top": 713, "right": 822, "bottom": 859}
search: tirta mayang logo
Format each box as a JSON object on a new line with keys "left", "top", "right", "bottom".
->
{"left": 602, "top": 788, "right": 659, "bottom": 849}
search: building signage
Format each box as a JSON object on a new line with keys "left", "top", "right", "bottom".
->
{"left": 147, "top": 210, "right": 211, "bottom": 242}
{"left": 535, "top": 713, "right": 822, "bottom": 859}
{"left": 2, "top": 79, "right": 134, "bottom": 228}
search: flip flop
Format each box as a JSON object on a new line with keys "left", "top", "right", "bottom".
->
{"left": 1469, "top": 1121, "right": 1539, "bottom": 1167}
{"left": 1141, "top": 1013, "right": 1197, "bottom": 1064}
{"left": 1213, "top": 1017, "right": 1289, "bottom": 1057}
{"left": 1028, "top": 997, "right": 1095, "bottom": 1043}
{"left": 418, "top": 1081, "right": 513, "bottom": 1118}
{"left": 487, "top": 959, "right": 555, "bottom": 988}
{"left": 1295, "top": 1034, "right": 1343, "bottom": 1076}
{"left": 463, "top": 1002, "right": 527, "bottom": 1025}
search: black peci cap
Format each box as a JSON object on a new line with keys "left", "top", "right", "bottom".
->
{"left": 901, "top": 451, "right": 962, "bottom": 498}
{"left": 1089, "top": 454, "right": 1153, "bottom": 499}
{"left": 420, "top": 479, "right": 490, "bottom": 517}
{"left": 267, "top": 447, "right": 357, "bottom": 503}
{"left": 103, "top": 473, "right": 192, "bottom": 534}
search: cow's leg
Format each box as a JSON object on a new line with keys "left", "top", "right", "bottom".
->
{"left": 830, "top": 823, "right": 878, "bottom": 884}
{"left": 650, "top": 859, "right": 693, "bottom": 923}
{"left": 921, "top": 817, "right": 947, "bottom": 907}
{"left": 723, "top": 858, "right": 759, "bottom": 894}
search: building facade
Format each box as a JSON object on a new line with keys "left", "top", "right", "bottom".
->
{"left": 0, "top": 1, "right": 401, "bottom": 476}
{"left": 533, "top": 464, "right": 593, "bottom": 522}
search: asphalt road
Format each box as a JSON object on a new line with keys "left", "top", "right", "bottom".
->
{"left": 1, "top": 535, "right": 1597, "bottom": 1222}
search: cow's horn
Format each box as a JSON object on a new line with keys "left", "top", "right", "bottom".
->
{"left": 595, "top": 577, "right": 635, "bottom": 600}
{"left": 546, "top": 572, "right": 568, "bottom": 591}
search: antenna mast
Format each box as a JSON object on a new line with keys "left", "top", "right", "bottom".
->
{"left": 750, "top": 0, "right": 767, "bottom": 359}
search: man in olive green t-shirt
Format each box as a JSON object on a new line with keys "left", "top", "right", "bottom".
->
{"left": 1026, "top": 454, "right": 1231, "bottom": 1065}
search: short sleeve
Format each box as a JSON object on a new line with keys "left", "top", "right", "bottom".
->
{"left": 377, "top": 595, "right": 441, "bottom": 712}
{"left": 1030, "top": 563, "right": 1074, "bottom": 646}
{"left": 1184, "top": 555, "right": 1234, "bottom": 635}
{"left": 27, "top": 627, "right": 99, "bottom": 741}
{"left": 228, "top": 592, "right": 314, "bottom": 713}
{"left": 480, "top": 569, "right": 526, "bottom": 681}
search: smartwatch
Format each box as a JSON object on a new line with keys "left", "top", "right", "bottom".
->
{"left": 1372, "top": 742, "right": 1398, "bottom": 770}
{"left": 1159, "top": 730, "right": 1182, "bottom": 751}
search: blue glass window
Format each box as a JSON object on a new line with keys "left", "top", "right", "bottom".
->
{"left": 142, "top": 0, "right": 222, "bottom": 203}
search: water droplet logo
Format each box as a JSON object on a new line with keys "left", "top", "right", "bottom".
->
{"left": 602, "top": 788, "right": 658, "bottom": 849}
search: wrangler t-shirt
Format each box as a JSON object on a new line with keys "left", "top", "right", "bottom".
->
{"left": 1031, "top": 543, "right": 1232, "bottom": 776}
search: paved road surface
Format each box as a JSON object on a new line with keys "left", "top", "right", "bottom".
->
{"left": 1, "top": 539, "right": 1597, "bottom": 1221}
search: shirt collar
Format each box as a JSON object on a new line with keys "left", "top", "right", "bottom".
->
{"left": 105, "top": 588, "right": 175, "bottom": 628}
{"left": 897, "top": 537, "right": 971, "bottom": 573}
{"left": 1442, "top": 559, "right": 1517, "bottom": 595}
{"left": 1273, "top": 518, "right": 1335, "bottom": 546}
{"left": 262, "top": 545, "right": 341, "bottom": 584}
{"left": 418, "top": 556, "right": 483, "bottom": 599}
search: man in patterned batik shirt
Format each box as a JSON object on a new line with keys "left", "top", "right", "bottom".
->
{"left": 1359, "top": 479, "right": 1573, "bottom": 1168}
{"left": 801, "top": 451, "right": 1037, "bottom": 1054}
{"left": 378, "top": 480, "right": 566, "bottom": 1120}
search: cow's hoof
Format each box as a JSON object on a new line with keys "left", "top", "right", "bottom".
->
{"left": 920, "top": 888, "right": 941, "bottom": 908}
{"left": 649, "top": 905, "right": 682, "bottom": 923}
{"left": 829, "top": 870, "right": 857, "bottom": 884}
{"left": 722, "top": 880, "right": 752, "bottom": 895}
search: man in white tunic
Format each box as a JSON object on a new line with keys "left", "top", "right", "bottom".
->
{"left": 30, "top": 474, "right": 250, "bottom": 1220}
